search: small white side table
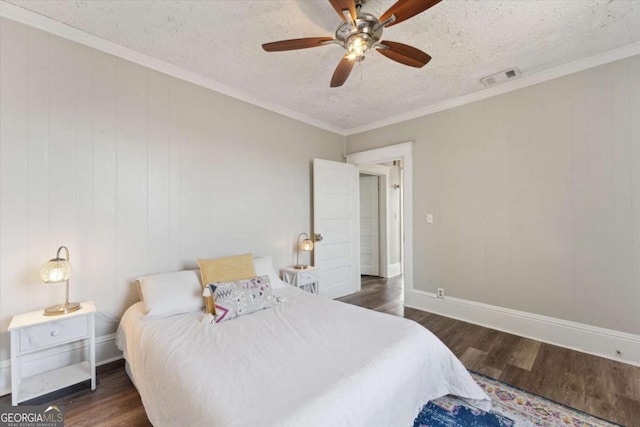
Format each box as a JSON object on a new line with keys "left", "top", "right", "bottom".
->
{"left": 281, "top": 266, "right": 320, "bottom": 294}
{"left": 9, "top": 301, "right": 97, "bottom": 405}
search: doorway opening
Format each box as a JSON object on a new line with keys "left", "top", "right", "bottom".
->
{"left": 358, "top": 161, "right": 404, "bottom": 281}
{"left": 346, "top": 142, "right": 414, "bottom": 302}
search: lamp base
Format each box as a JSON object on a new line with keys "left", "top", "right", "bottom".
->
{"left": 293, "top": 264, "right": 308, "bottom": 270}
{"left": 44, "top": 302, "right": 82, "bottom": 316}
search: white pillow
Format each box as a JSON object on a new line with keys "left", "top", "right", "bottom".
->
{"left": 253, "top": 256, "right": 287, "bottom": 289}
{"left": 138, "top": 270, "right": 203, "bottom": 318}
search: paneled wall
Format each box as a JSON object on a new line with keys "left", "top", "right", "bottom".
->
{"left": 0, "top": 18, "right": 344, "bottom": 360}
{"left": 346, "top": 55, "right": 640, "bottom": 336}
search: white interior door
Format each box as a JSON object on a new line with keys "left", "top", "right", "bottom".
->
{"left": 313, "top": 159, "right": 359, "bottom": 299}
{"left": 359, "top": 175, "right": 379, "bottom": 276}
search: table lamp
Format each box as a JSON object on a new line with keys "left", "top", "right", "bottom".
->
{"left": 40, "top": 246, "right": 81, "bottom": 316}
{"left": 294, "top": 233, "right": 314, "bottom": 269}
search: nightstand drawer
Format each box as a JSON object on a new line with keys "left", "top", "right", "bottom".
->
{"left": 298, "top": 271, "right": 318, "bottom": 286}
{"left": 20, "top": 317, "right": 89, "bottom": 352}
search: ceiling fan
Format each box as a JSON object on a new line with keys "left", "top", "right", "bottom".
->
{"left": 262, "top": 0, "right": 441, "bottom": 88}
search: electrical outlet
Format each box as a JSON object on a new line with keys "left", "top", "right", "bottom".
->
{"left": 437, "top": 288, "right": 444, "bottom": 298}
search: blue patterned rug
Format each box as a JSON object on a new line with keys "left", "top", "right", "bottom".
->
{"left": 413, "top": 372, "right": 621, "bottom": 427}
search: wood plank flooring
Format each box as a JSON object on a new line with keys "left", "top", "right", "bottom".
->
{"left": 343, "top": 276, "right": 640, "bottom": 426}
{"left": 2, "top": 276, "right": 639, "bottom": 426}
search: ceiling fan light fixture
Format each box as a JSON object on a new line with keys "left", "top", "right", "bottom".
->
{"left": 346, "top": 33, "right": 372, "bottom": 61}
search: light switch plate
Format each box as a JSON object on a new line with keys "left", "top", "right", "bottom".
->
{"left": 427, "top": 214, "right": 434, "bottom": 224}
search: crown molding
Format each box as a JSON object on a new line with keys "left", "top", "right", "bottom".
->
{"left": 344, "top": 40, "right": 640, "bottom": 136}
{"left": 0, "top": 2, "right": 344, "bottom": 136}
{"left": 3, "top": 1, "right": 639, "bottom": 138}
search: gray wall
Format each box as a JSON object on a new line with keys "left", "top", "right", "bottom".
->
{"left": 346, "top": 55, "right": 640, "bottom": 335}
{"left": 0, "top": 18, "right": 344, "bottom": 361}
{"left": 387, "top": 164, "right": 402, "bottom": 265}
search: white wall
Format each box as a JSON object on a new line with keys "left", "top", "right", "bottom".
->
{"left": 0, "top": 17, "right": 344, "bottom": 367}
{"left": 346, "top": 55, "right": 640, "bottom": 337}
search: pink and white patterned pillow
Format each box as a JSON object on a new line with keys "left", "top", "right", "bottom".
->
{"left": 208, "top": 275, "right": 275, "bottom": 323}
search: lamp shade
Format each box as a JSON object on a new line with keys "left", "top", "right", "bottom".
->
{"left": 40, "top": 245, "right": 80, "bottom": 316}
{"left": 301, "top": 239, "right": 314, "bottom": 251}
{"left": 40, "top": 258, "right": 71, "bottom": 283}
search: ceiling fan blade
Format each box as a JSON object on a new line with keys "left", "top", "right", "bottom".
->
{"left": 330, "top": 56, "right": 355, "bottom": 88}
{"left": 329, "top": 0, "right": 357, "bottom": 22}
{"left": 262, "top": 37, "right": 334, "bottom": 52}
{"left": 376, "top": 41, "right": 431, "bottom": 68}
{"left": 379, "top": 0, "right": 442, "bottom": 27}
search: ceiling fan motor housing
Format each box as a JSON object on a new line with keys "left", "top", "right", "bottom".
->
{"left": 335, "top": 13, "right": 383, "bottom": 60}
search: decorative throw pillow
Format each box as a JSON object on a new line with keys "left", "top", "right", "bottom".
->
{"left": 209, "top": 275, "right": 275, "bottom": 323}
{"left": 198, "top": 253, "right": 256, "bottom": 315}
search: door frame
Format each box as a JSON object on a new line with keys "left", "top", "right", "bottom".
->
{"left": 345, "top": 142, "right": 414, "bottom": 292}
{"left": 358, "top": 164, "right": 391, "bottom": 278}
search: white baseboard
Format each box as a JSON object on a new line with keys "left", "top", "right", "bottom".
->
{"left": 0, "top": 333, "right": 122, "bottom": 397}
{"left": 387, "top": 263, "right": 402, "bottom": 278}
{"left": 405, "top": 289, "right": 640, "bottom": 367}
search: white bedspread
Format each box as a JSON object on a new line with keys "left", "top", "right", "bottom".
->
{"left": 116, "top": 286, "right": 489, "bottom": 427}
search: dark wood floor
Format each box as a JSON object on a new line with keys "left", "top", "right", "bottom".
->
{"left": 343, "top": 276, "right": 640, "bottom": 426}
{"left": 2, "top": 276, "right": 639, "bottom": 426}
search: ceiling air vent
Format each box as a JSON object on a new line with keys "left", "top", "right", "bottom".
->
{"left": 480, "top": 67, "right": 521, "bottom": 87}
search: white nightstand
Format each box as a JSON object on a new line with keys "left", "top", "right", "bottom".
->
{"left": 9, "top": 301, "right": 97, "bottom": 406}
{"left": 281, "top": 266, "right": 319, "bottom": 294}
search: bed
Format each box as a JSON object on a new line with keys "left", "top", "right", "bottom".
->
{"left": 116, "top": 264, "right": 489, "bottom": 427}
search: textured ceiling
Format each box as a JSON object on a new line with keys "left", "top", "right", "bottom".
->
{"left": 5, "top": 0, "right": 640, "bottom": 132}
